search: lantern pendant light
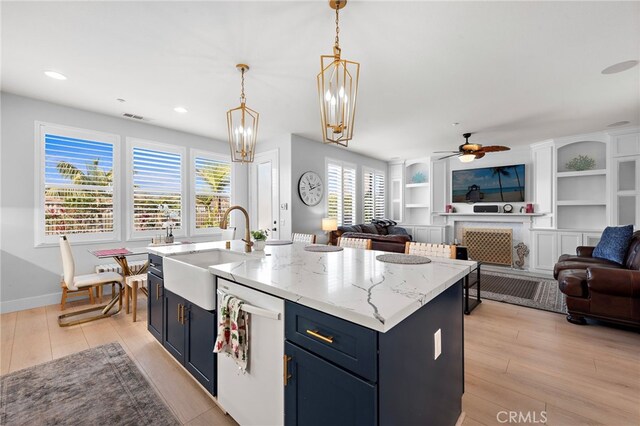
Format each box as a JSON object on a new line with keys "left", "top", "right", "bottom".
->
{"left": 227, "top": 64, "right": 259, "bottom": 163}
{"left": 317, "top": 0, "right": 360, "bottom": 147}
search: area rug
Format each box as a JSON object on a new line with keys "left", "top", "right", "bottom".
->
{"left": 470, "top": 270, "right": 567, "bottom": 314}
{"left": 0, "top": 342, "right": 179, "bottom": 426}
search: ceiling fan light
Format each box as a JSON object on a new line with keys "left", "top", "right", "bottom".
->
{"left": 459, "top": 154, "right": 476, "bottom": 163}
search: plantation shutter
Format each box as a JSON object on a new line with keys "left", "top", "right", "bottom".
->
{"left": 363, "top": 170, "right": 375, "bottom": 223}
{"left": 374, "top": 170, "right": 386, "bottom": 220}
{"left": 132, "top": 146, "right": 182, "bottom": 231}
{"left": 43, "top": 133, "right": 114, "bottom": 236}
{"left": 363, "top": 169, "right": 385, "bottom": 223}
{"left": 327, "top": 161, "right": 356, "bottom": 226}
{"left": 327, "top": 162, "right": 343, "bottom": 222}
{"left": 194, "top": 156, "right": 232, "bottom": 229}
{"left": 342, "top": 166, "right": 356, "bottom": 225}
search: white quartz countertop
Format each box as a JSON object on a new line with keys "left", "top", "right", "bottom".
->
{"left": 149, "top": 241, "right": 476, "bottom": 333}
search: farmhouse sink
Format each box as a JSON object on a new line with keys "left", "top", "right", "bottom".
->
{"left": 163, "top": 250, "right": 254, "bottom": 310}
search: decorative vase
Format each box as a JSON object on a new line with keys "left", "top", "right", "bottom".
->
{"left": 253, "top": 240, "right": 266, "bottom": 251}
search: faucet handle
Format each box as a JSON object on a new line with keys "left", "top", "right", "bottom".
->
{"left": 242, "top": 239, "right": 254, "bottom": 247}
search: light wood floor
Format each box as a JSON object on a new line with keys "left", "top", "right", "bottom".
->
{"left": 1, "top": 296, "right": 639, "bottom": 425}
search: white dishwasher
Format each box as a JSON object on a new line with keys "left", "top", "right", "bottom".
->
{"left": 217, "top": 278, "right": 285, "bottom": 426}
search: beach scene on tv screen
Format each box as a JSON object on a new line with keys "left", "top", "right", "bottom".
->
{"left": 452, "top": 164, "right": 525, "bottom": 203}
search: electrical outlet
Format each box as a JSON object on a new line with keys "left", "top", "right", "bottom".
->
{"left": 434, "top": 329, "right": 442, "bottom": 360}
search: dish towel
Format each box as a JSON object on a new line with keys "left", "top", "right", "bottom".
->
{"left": 214, "top": 293, "right": 249, "bottom": 372}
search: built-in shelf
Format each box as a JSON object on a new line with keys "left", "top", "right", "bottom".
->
{"left": 405, "top": 182, "right": 429, "bottom": 188}
{"left": 557, "top": 170, "right": 606, "bottom": 178}
{"left": 556, "top": 200, "right": 607, "bottom": 206}
{"left": 406, "top": 203, "right": 430, "bottom": 209}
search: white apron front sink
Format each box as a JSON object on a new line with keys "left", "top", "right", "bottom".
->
{"left": 163, "top": 250, "right": 254, "bottom": 310}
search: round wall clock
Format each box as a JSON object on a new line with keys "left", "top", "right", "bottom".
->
{"left": 298, "top": 171, "right": 323, "bottom": 206}
{"left": 503, "top": 204, "right": 514, "bottom": 213}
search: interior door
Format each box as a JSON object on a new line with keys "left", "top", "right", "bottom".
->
{"left": 249, "top": 150, "right": 280, "bottom": 239}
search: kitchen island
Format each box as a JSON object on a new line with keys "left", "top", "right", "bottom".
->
{"left": 148, "top": 241, "right": 475, "bottom": 426}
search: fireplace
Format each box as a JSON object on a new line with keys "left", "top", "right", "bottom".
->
{"left": 463, "top": 228, "right": 513, "bottom": 266}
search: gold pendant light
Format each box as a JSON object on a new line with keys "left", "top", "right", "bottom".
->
{"left": 227, "top": 64, "right": 259, "bottom": 163}
{"left": 317, "top": 0, "right": 360, "bottom": 147}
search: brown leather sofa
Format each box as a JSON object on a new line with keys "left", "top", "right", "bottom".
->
{"left": 554, "top": 231, "right": 640, "bottom": 328}
{"left": 330, "top": 223, "right": 411, "bottom": 253}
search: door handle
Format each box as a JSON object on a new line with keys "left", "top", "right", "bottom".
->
{"left": 283, "top": 355, "right": 292, "bottom": 386}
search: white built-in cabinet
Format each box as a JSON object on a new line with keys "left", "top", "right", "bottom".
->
{"left": 531, "top": 230, "right": 603, "bottom": 271}
{"left": 402, "top": 225, "right": 447, "bottom": 244}
{"left": 389, "top": 162, "right": 404, "bottom": 223}
{"left": 611, "top": 131, "right": 640, "bottom": 226}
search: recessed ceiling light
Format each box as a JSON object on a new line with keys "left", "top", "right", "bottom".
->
{"left": 452, "top": 122, "right": 460, "bottom": 126}
{"left": 44, "top": 70, "right": 67, "bottom": 80}
{"left": 174, "top": 106, "right": 188, "bottom": 113}
{"left": 116, "top": 98, "right": 126, "bottom": 103}
{"left": 601, "top": 60, "right": 639, "bottom": 75}
{"left": 607, "top": 121, "right": 630, "bottom": 127}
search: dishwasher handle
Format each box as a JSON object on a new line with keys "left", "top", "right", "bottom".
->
{"left": 216, "top": 289, "right": 281, "bottom": 320}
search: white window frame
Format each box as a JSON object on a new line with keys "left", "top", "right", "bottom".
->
{"left": 126, "top": 137, "right": 186, "bottom": 241}
{"left": 189, "top": 149, "right": 234, "bottom": 236}
{"left": 34, "top": 121, "right": 121, "bottom": 247}
{"left": 325, "top": 158, "right": 358, "bottom": 226}
{"left": 362, "top": 167, "right": 386, "bottom": 223}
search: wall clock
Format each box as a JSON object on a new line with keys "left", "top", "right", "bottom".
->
{"left": 503, "top": 204, "right": 514, "bottom": 213}
{"left": 298, "top": 171, "right": 323, "bottom": 206}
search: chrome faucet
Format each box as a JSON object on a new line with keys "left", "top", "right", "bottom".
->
{"left": 220, "top": 205, "right": 253, "bottom": 253}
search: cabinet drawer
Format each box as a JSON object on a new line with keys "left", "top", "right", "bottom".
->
{"left": 285, "top": 301, "right": 377, "bottom": 382}
{"left": 148, "top": 253, "right": 163, "bottom": 278}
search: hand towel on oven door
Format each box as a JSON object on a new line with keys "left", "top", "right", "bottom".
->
{"left": 214, "top": 293, "right": 249, "bottom": 371}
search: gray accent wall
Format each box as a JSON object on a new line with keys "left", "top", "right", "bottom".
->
{"left": 0, "top": 92, "right": 248, "bottom": 312}
{"left": 290, "top": 134, "right": 388, "bottom": 242}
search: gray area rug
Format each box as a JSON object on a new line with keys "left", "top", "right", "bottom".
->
{"left": 0, "top": 342, "right": 179, "bottom": 426}
{"left": 470, "top": 271, "right": 567, "bottom": 314}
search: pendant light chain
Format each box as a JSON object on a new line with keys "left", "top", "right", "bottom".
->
{"left": 240, "top": 67, "right": 246, "bottom": 103}
{"left": 334, "top": 3, "right": 340, "bottom": 50}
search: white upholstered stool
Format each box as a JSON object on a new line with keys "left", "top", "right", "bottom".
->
{"left": 124, "top": 274, "right": 148, "bottom": 322}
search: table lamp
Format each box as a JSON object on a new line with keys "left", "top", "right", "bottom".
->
{"left": 322, "top": 217, "right": 338, "bottom": 245}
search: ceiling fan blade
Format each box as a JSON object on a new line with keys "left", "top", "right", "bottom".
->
{"left": 474, "top": 152, "right": 486, "bottom": 159}
{"left": 478, "top": 145, "right": 511, "bottom": 153}
{"left": 433, "top": 151, "right": 459, "bottom": 154}
{"left": 438, "top": 154, "right": 461, "bottom": 160}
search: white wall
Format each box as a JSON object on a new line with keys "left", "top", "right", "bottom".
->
{"left": 0, "top": 92, "right": 247, "bottom": 312}
{"left": 291, "top": 134, "right": 388, "bottom": 242}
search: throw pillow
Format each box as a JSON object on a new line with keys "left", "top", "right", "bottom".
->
{"left": 360, "top": 224, "right": 379, "bottom": 234}
{"left": 592, "top": 225, "right": 634, "bottom": 265}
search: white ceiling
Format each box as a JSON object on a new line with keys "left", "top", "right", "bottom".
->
{"left": 2, "top": 1, "right": 639, "bottom": 160}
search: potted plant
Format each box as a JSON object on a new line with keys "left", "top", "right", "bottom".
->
{"left": 251, "top": 229, "right": 269, "bottom": 251}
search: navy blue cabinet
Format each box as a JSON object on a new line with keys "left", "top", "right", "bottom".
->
{"left": 164, "top": 289, "right": 186, "bottom": 364}
{"left": 284, "top": 342, "right": 376, "bottom": 426}
{"left": 284, "top": 280, "right": 464, "bottom": 426}
{"left": 185, "top": 302, "right": 217, "bottom": 395}
{"left": 162, "top": 288, "right": 217, "bottom": 396}
{"left": 147, "top": 254, "right": 164, "bottom": 343}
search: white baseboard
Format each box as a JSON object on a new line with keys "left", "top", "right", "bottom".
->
{"left": 0, "top": 288, "right": 114, "bottom": 314}
{"left": 0, "top": 292, "right": 62, "bottom": 313}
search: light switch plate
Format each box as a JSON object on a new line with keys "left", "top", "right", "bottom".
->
{"left": 434, "top": 329, "right": 442, "bottom": 360}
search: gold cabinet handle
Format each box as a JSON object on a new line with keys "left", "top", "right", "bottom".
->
{"left": 156, "top": 283, "right": 160, "bottom": 300}
{"left": 181, "top": 305, "right": 187, "bottom": 324}
{"left": 306, "top": 329, "right": 334, "bottom": 344}
{"left": 177, "top": 303, "right": 182, "bottom": 324}
{"left": 283, "top": 355, "right": 292, "bottom": 386}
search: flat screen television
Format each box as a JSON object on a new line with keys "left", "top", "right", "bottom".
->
{"left": 452, "top": 164, "right": 525, "bottom": 203}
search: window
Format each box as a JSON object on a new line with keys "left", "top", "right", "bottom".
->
{"left": 363, "top": 168, "right": 386, "bottom": 223}
{"left": 36, "top": 122, "right": 119, "bottom": 245}
{"left": 128, "top": 139, "right": 185, "bottom": 239}
{"left": 191, "top": 150, "right": 232, "bottom": 234}
{"left": 326, "top": 160, "right": 357, "bottom": 225}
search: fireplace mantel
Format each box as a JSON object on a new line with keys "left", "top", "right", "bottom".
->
{"left": 439, "top": 213, "right": 545, "bottom": 224}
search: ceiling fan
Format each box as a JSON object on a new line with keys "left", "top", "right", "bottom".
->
{"left": 435, "top": 133, "right": 510, "bottom": 162}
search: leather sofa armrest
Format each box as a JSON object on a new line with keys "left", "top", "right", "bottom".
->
{"left": 587, "top": 267, "right": 640, "bottom": 298}
{"left": 576, "top": 246, "right": 595, "bottom": 257}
